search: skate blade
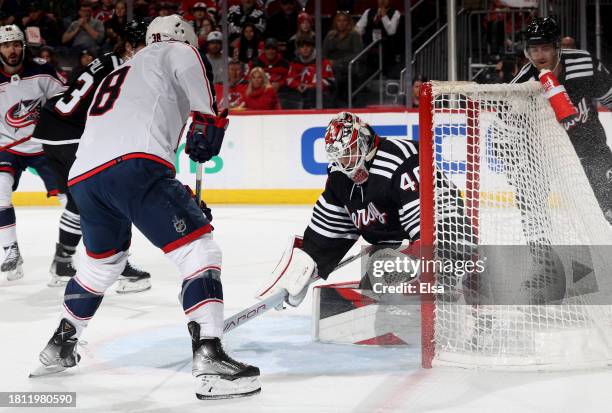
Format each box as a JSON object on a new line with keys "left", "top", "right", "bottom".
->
{"left": 116, "top": 278, "right": 152, "bottom": 294}
{"left": 29, "top": 363, "right": 67, "bottom": 378}
{"left": 195, "top": 376, "right": 261, "bottom": 400}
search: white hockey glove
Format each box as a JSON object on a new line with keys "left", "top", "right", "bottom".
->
{"left": 255, "top": 235, "right": 318, "bottom": 307}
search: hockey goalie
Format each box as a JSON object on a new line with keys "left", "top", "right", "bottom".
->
{"left": 256, "top": 112, "right": 474, "bottom": 307}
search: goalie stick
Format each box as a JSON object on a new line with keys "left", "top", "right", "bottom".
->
{"left": 223, "top": 245, "right": 374, "bottom": 333}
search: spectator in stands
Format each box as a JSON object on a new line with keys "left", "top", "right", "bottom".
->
{"left": 243, "top": 67, "right": 281, "bottom": 110}
{"left": 286, "top": 36, "right": 335, "bottom": 109}
{"left": 157, "top": 2, "right": 178, "bottom": 17}
{"left": 411, "top": 75, "right": 427, "bottom": 108}
{"left": 0, "top": 0, "right": 25, "bottom": 25}
{"left": 286, "top": 11, "right": 314, "bottom": 60}
{"left": 105, "top": 0, "right": 128, "bottom": 41}
{"left": 69, "top": 48, "right": 97, "bottom": 82}
{"left": 191, "top": 2, "right": 214, "bottom": 31}
{"left": 193, "top": 13, "right": 214, "bottom": 49}
{"left": 253, "top": 38, "right": 289, "bottom": 92}
{"left": 51, "top": 0, "right": 78, "bottom": 30}
{"left": 62, "top": 1, "right": 105, "bottom": 50}
{"left": 355, "top": 0, "right": 401, "bottom": 44}
{"left": 38, "top": 45, "right": 55, "bottom": 64}
{"left": 93, "top": 0, "right": 115, "bottom": 23}
{"left": 228, "top": 0, "right": 265, "bottom": 42}
{"left": 215, "top": 60, "right": 248, "bottom": 110}
{"left": 232, "top": 22, "right": 263, "bottom": 65}
{"left": 206, "top": 31, "right": 224, "bottom": 84}
{"left": 323, "top": 11, "right": 363, "bottom": 106}
{"left": 133, "top": 0, "right": 154, "bottom": 20}
{"left": 265, "top": 0, "right": 298, "bottom": 52}
{"left": 561, "top": 36, "right": 576, "bottom": 49}
{"left": 21, "top": 0, "right": 62, "bottom": 47}
{"left": 355, "top": 0, "right": 401, "bottom": 76}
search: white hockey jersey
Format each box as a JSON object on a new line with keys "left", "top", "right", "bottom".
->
{"left": 0, "top": 60, "right": 65, "bottom": 154}
{"left": 69, "top": 41, "right": 216, "bottom": 183}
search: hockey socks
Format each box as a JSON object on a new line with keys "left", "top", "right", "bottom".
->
{"left": 180, "top": 267, "right": 224, "bottom": 338}
{"left": 0, "top": 206, "right": 16, "bottom": 246}
{"left": 61, "top": 277, "right": 104, "bottom": 336}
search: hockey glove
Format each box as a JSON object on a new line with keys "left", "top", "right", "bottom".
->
{"left": 185, "top": 110, "right": 229, "bottom": 163}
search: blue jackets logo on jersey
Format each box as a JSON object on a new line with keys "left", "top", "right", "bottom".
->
{"left": 5, "top": 98, "right": 42, "bottom": 129}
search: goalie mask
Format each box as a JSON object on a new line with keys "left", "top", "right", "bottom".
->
{"left": 324, "top": 112, "right": 379, "bottom": 185}
{"left": 0, "top": 25, "right": 25, "bottom": 67}
{"left": 146, "top": 14, "right": 198, "bottom": 47}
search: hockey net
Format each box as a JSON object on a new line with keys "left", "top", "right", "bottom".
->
{"left": 419, "top": 81, "right": 612, "bottom": 370}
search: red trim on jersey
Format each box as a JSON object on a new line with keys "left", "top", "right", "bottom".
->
{"left": 184, "top": 265, "right": 222, "bottom": 281}
{"left": 74, "top": 276, "right": 104, "bottom": 295}
{"left": 0, "top": 223, "right": 16, "bottom": 229}
{"left": 86, "top": 248, "right": 118, "bottom": 259}
{"left": 162, "top": 224, "right": 213, "bottom": 253}
{"left": 67, "top": 152, "right": 176, "bottom": 187}
{"left": 47, "top": 189, "right": 60, "bottom": 197}
{"left": 0, "top": 167, "right": 16, "bottom": 175}
{"left": 185, "top": 298, "right": 223, "bottom": 315}
{"left": 189, "top": 44, "right": 215, "bottom": 115}
{"left": 5, "top": 149, "right": 44, "bottom": 157}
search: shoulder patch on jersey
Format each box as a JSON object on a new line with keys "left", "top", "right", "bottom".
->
{"left": 33, "top": 57, "right": 47, "bottom": 65}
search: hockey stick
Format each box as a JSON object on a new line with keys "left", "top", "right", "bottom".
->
{"left": 0, "top": 136, "right": 31, "bottom": 153}
{"left": 195, "top": 163, "right": 203, "bottom": 204}
{"left": 223, "top": 245, "right": 373, "bottom": 334}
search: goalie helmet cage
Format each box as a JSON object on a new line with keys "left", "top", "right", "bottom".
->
{"left": 418, "top": 81, "right": 612, "bottom": 371}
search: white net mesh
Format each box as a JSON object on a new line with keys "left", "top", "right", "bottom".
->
{"left": 425, "top": 81, "right": 612, "bottom": 370}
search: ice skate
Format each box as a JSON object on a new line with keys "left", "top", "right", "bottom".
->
{"left": 188, "top": 322, "right": 261, "bottom": 400}
{"left": 116, "top": 261, "right": 152, "bottom": 294}
{"left": 2, "top": 241, "right": 23, "bottom": 281}
{"left": 30, "top": 319, "right": 81, "bottom": 378}
{"left": 48, "top": 243, "right": 77, "bottom": 287}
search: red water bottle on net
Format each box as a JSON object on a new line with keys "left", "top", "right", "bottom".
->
{"left": 538, "top": 69, "right": 578, "bottom": 123}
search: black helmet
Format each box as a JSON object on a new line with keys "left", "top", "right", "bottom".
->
{"left": 124, "top": 19, "right": 148, "bottom": 47}
{"left": 525, "top": 16, "right": 560, "bottom": 47}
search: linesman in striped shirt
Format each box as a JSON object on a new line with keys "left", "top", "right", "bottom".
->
{"left": 511, "top": 17, "right": 612, "bottom": 223}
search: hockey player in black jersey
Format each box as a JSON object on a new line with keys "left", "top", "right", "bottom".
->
{"left": 32, "top": 20, "right": 151, "bottom": 291}
{"left": 256, "top": 112, "right": 473, "bottom": 306}
{"left": 0, "top": 25, "right": 65, "bottom": 281}
{"left": 511, "top": 17, "right": 612, "bottom": 224}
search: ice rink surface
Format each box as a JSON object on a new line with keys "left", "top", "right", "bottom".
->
{"left": 2, "top": 206, "right": 612, "bottom": 413}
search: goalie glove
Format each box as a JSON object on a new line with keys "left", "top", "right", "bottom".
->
{"left": 255, "top": 236, "right": 318, "bottom": 307}
{"left": 185, "top": 109, "right": 229, "bottom": 163}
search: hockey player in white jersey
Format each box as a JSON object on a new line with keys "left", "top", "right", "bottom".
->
{"left": 0, "top": 25, "right": 65, "bottom": 281}
{"left": 32, "top": 15, "right": 261, "bottom": 399}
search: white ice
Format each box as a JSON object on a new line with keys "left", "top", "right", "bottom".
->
{"left": 2, "top": 206, "right": 612, "bottom": 412}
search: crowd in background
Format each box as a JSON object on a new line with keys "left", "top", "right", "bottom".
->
{"left": 2, "top": 0, "right": 411, "bottom": 110}
{"left": 2, "top": 0, "right": 601, "bottom": 110}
